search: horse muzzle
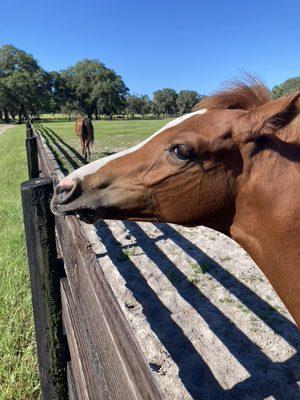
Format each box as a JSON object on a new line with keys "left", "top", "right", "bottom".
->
{"left": 51, "top": 177, "right": 156, "bottom": 224}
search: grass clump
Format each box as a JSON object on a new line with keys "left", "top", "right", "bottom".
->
{"left": 220, "top": 255, "right": 232, "bottom": 262}
{"left": 187, "top": 261, "right": 209, "bottom": 285}
{"left": 118, "top": 247, "right": 136, "bottom": 262}
{"left": 0, "top": 126, "right": 39, "bottom": 399}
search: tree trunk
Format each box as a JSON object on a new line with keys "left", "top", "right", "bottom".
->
{"left": 18, "top": 109, "right": 23, "bottom": 124}
{"left": 4, "top": 107, "right": 10, "bottom": 124}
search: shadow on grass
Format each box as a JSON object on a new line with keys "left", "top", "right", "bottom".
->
{"left": 43, "top": 127, "right": 88, "bottom": 165}
{"left": 37, "top": 126, "right": 85, "bottom": 172}
{"left": 34, "top": 126, "right": 69, "bottom": 176}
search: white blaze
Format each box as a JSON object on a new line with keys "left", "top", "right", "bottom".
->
{"left": 61, "top": 109, "right": 207, "bottom": 185}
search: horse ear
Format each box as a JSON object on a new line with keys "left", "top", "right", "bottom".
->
{"left": 250, "top": 91, "right": 300, "bottom": 136}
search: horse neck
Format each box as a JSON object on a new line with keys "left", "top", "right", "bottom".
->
{"left": 229, "top": 145, "right": 300, "bottom": 327}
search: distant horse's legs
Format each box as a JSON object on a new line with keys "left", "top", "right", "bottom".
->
{"left": 87, "top": 141, "right": 91, "bottom": 158}
{"left": 80, "top": 138, "right": 87, "bottom": 159}
{"left": 83, "top": 144, "right": 87, "bottom": 160}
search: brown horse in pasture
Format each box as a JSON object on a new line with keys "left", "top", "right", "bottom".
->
{"left": 52, "top": 79, "right": 300, "bottom": 328}
{"left": 75, "top": 116, "right": 94, "bottom": 159}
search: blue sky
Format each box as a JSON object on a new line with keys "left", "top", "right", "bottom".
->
{"left": 1, "top": 0, "right": 299, "bottom": 96}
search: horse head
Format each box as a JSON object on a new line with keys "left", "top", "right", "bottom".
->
{"left": 51, "top": 84, "right": 300, "bottom": 235}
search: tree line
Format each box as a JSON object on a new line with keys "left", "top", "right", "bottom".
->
{"left": 1, "top": 45, "right": 299, "bottom": 123}
{"left": 0, "top": 45, "right": 204, "bottom": 123}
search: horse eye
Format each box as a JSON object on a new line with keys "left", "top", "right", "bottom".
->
{"left": 172, "top": 145, "right": 194, "bottom": 160}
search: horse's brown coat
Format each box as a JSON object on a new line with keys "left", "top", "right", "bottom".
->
{"left": 52, "top": 80, "right": 300, "bottom": 327}
{"left": 75, "top": 116, "right": 94, "bottom": 159}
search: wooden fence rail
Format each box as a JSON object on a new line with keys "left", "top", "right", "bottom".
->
{"left": 21, "top": 122, "right": 163, "bottom": 400}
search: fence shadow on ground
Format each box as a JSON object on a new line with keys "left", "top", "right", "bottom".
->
{"left": 43, "top": 127, "right": 88, "bottom": 165}
{"left": 34, "top": 123, "right": 117, "bottom": 165}
{"left": 116, "top": 221, "right": 299, "bottom": 400}
{"left": 34, "top": 122, "right": 300, "bottom": 400}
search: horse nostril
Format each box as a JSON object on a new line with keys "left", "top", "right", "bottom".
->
{"left": 55, "top": 179, "right": 81, "bottom": 205}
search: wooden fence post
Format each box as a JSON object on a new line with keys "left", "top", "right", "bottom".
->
{"left": 20, "top": 177, "right": 68, "bottom": 400}
{"left": 25, "top": 121, "right": 39, "bottom": 179}
{"left": 25, "top": 136, "right": 39, "bottom": 179}
{"left": 26, "top": 120, "right": 33, "bottom": 138}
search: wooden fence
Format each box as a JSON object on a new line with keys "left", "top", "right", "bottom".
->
{"left": 21, "top": 122, "right": 163, "bottom": 400}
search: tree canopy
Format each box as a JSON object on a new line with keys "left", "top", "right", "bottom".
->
{"left": 152, "top": 88, "right": 178, "bottom": 117}
{"left": 176, "top": 90, "right": 202, "bottom": 115}
{"left": 271, "top": 77, "right": 300, "bottom": 99}
{"left": 0, "top": 45, "right": 51, "bottom": 122}
{"left": 0, "top": 46, "right": 129, "bottom": 122}
{"left": 125, "top": 94, "right": 151, "bottom": 118}
{"left": 0, "top": 44, "right": 207, "bottom": 122}
{"left": 62, "top": 60, "right": 128, "bottom": 119}
{"left": 11, "top": 44, "right": 300, "bottom": 123}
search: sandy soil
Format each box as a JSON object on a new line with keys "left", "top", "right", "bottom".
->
{"left": 42, "top": 135, "right": 300, "bottom": 400}
{"left": 84, "top": 221, "right": 300, "bottom": 400}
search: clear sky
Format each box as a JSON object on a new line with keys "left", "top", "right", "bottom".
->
{"left": 1, "top": 0, "right": 299, "bottom": 96}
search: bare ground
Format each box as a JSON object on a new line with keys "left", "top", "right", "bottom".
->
{"left": 84, "top": 221, "right": 299, "bottom": 400}
{"left": 0, "top": 125, "right": 16, "bottom": 135}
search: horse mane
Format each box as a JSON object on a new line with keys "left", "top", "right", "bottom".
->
{"left": 193, "top": 76, "right": 299, "bottom": 141}
{"left": 193, "top": 76, "right": 271, "bottom": 112}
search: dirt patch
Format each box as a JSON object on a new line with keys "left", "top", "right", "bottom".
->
{"left": 0, "top": 125, "right": 16, "bottom": 135}
{"left": 84, "top": 221, "right": 300, "bottom": 400}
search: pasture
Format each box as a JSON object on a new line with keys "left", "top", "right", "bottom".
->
{"left": 34, "top": 119, "right": 172, "bottom": 170}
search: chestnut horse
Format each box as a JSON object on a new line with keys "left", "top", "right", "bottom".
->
{"left": 75, "top": 116, "right": 94, "bottom": 159}
{"left": 52, "top": 80, "right": 300, "bottom": 328}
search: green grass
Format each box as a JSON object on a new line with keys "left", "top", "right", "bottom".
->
{"left": 187, "top": 261, "right": 209, "bottom": 285}
{"left": 0, "top": 126, "right": 39, "bottom": 399}
{"left": 220, "top": 255, "right": 232, "bottom": 262}
{"left": 117, "top": 247, "right": 136, "bottom": 262}
{"left": 33, "top": 119, "right": 172, "bottom": 173}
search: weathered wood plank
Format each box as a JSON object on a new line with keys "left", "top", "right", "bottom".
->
{"left": 21, "top": 178, "right": 68, "bottom": 400}
{"left": 56, "top": 216, "right": 164, "bottom": 400}
{"left": 36, "top": 134, "right": 55, "bottom": 177}
{"left": 67, "top": 362, "right": 78, "bottom": 400}
{"left": 61, "top": 278, "right": 90, "bottom": 399}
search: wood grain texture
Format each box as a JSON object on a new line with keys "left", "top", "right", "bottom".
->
{"left": 61, "top": 279, "right": 89, "bottom": 399}
{"left": 67, "top": 362, "right": 79, "bottom": 400}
